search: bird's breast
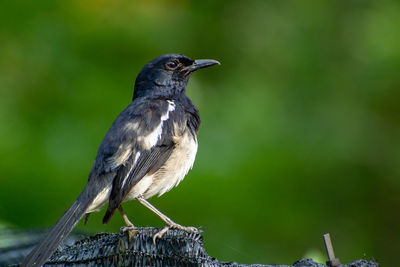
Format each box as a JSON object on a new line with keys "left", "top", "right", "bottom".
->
{"left": 126, "top": 130, "right": 198, "bottom": 200}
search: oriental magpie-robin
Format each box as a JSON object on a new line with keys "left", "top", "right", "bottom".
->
{"left": 22, "top": 54, "right": 220, "bottom": 267}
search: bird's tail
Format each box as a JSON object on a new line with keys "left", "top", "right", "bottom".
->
{"left": 21, "top": 182, "right": 99, "bottom": 267}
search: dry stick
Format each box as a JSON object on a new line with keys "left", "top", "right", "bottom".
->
{"left": 323, "top": 233, "right": 342, "bottom": 267}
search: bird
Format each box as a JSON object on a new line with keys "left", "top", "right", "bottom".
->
{"left": 22, "top": 54, "right": 220, "bottom": 267}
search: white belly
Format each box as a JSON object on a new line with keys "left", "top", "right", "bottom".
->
{"left": 126, "top": 131, "right": 198, "bottom": 200}
{"left": 86, "top": 131, "right": 197, "bottom": 213}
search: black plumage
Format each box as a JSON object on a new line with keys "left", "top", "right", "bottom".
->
{"left": 22, "top": 54, "right": 219, "bottom": 267}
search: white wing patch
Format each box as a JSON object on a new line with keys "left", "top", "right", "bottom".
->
{"left": 120, "top": 100, "right": 176, "bottom": 194}
{"left": 121, "top": 152, "right": 141, "bottom": 188}
{"left": 138, "top": 100, "right": 175, "bottom": 150}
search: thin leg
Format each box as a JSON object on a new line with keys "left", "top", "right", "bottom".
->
{"left": 118, "top": 205, "right": 134, "bottom": 227}
{"left": 136, "top": 196, "right": 198, "bottom": 243}
{"left": 118, "top": 205, "right": 137, "bottom": 239}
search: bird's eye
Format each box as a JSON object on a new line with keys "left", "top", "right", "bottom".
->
{"left": 166, "top": 61, "right": 178, "bottom": 69}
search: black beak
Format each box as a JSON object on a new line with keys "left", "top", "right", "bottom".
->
{"left": 184, "top": 59, "right": 221, "bottom": 73}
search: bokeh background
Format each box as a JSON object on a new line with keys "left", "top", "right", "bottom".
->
{"left": 1, "top": 0, "right": 399, "bottom": 265}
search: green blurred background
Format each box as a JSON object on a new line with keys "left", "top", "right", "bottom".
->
{"left": 1, "top": 0, "right": 399, "bottom": 265}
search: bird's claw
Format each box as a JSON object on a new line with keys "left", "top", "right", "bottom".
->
{"left": 120, "top": 225, "right": 138, "bottom": 240}
{"left": 152, "top": 226, "right": 170, "bottom": 244}
{"left": 183, "top": 226, "right": 199, "bottom": 233}
{"left": 152, "top": 224, "right": 198, "bottom": 244}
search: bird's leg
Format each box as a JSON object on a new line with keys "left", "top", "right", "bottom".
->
{"left": 136, "top": 196, "right": 198, "bottom": 243}
{"left": 119, "top": 205, "right": 134, "bottom": 227}
{"left": 118, "top": 205, "right": 138, "bottom": 239}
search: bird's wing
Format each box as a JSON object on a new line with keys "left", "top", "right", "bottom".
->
{"left": 103, "top": 143, "right": 174, "bottom": 222}
{"left": 92, "top": 97, "right": 179, "bottom": 223}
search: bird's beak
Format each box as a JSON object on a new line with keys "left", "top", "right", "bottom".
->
{"left": 184, "top": 59, "right": 221, "bottom": 73}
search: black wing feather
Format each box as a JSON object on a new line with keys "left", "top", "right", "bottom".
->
{"left": 89, "top": 98, "right": 169, "bottom": 178}
{"left": 103, "top": 142, "right": 174, "bottom": 223}
{"left": 100, "top": 97, "right": 178, "bottom": 223}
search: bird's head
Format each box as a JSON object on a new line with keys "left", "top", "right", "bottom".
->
{"left": 133, "top": 54, "right": 220, "bottom": 99}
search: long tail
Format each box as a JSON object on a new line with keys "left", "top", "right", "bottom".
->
{"left": 21, "top": 183, "right": 99, "bottom": 267}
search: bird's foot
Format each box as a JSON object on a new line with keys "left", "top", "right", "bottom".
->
{"left": 120, "top": 225, "right": 138, "bottom": 240}
{"left": 153, "top": 223, "right": 198, "bottom": 244}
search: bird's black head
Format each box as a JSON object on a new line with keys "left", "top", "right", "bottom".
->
{"left": 133, "top": 54, "right": 220, "bottom": 99}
